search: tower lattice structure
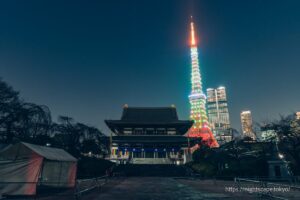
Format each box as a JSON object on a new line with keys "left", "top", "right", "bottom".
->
{"left": 187, "top": 17, "right": 219, "bottom": 148}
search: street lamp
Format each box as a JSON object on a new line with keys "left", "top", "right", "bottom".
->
{"left": 278, "top": 153, "right": 284, "bottom": 159}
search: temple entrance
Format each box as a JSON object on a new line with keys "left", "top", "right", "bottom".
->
{"left": 274, "top": 165, "right": 281, "bottom": 178}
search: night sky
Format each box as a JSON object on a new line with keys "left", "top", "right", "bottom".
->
{"left": 1, "top": 0, "right": 300, "bottom": 134}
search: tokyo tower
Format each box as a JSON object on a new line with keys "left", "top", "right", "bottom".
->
{"left": 187, "top": 16, "right": 219, "bottom": 148}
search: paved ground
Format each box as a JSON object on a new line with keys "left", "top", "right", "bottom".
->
{"left": 39, "top": 177, "right": 300, "bottom": 200}
{"left": 81, "top": 177, "right": 258, "bottom": 200}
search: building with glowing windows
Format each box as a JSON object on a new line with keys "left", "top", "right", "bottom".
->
{"left": 261, "top": 128, "right": 277, "bottom": 142}
{"left": 206, "top": 87, "right": 232, "bottom": 144}
{"left": 240, "top": 110, "right": 256, "bottom": 140}
{"left": 296, "top": 112, "right": 300, "bottom": 120}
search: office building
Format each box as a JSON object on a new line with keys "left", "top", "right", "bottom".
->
{"left": 240, "top": 110, "right": 256, "bottom": 140}
{"left": 207, "top": 87, "right": 232, "bottom": 144}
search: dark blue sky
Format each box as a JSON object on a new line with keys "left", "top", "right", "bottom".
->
{"left": 0, "top": 0, "right": 300, "bottom": 133}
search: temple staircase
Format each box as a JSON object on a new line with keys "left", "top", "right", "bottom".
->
{"left": 131, "top": 158, "right": 173, "bottom": 164}
{"left": 113, "top": 164, "right": 190, "bottom": 177}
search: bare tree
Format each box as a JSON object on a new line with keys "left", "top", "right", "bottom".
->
{"left": 0, "top": 78, "right": 22, "bottom": 143}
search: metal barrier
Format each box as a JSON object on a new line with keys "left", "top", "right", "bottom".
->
{"left": 74, "top": 175, "right": 109, "bottom": 200}
{"left": 235, "top": 177, "right": 300, "bottom": 190}
{"left": 0, "top": 176, "right": 110, "bottom": 200}
{"left": 234, "top": 177, "right": 300, "bottom": 199}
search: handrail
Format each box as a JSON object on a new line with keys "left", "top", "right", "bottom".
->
{"left": 74, "top": 175, "right": 109, "bottom": 200}
{"left": 235, "top": 177, "right": 300, "bottom": 190}
{"left": 234, "top": 177, "right": 295, "bottom": 200}
{"left": 77, "top": 175, "right": 108, "bottom": 183}
{"left": 0, "top": 176, "right": 110, "bottom": 200}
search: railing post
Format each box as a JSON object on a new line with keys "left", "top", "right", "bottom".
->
{"left": 235, "top": 177, "right": 241, "bottom": 191}
{"left": 74, "top": 180, "right": 80, "bottom": 200}
{"left": 97, "top": 177, "right": 101, "bottom": 191}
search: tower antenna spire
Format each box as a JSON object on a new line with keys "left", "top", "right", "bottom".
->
{"left": 190, "top": 15, "right": 196, "bottom": 46}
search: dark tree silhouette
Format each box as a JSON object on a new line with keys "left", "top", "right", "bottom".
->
{"left": 0, "top": 78, "right": 22, "bottom": 142}
{"left": 269, "top": 114, "right": 300, "bottom": 174}
{"left": 51, "top": 116, "right": 106, "bottom": 157}
{"left": 0, "top": 78, "right": 108, "bottom": 159}
{"left": 16, "top": 103, "right": 52, "bottom": 139}
{"left": 0, "top": 79, "right": 53, "bottom": 143}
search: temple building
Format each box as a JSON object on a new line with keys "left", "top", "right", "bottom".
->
{"left": 105, "top": 105, "right": 196, "bottom": 165}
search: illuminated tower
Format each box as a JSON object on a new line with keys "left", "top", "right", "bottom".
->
{"left": 187, "top": 17, "right": 219, "bottom": 148}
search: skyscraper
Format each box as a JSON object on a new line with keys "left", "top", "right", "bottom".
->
{"left": 207, "top": 87, "right": 232, "bottom": 144}
{"left": 187, "top": 17, "right": 219, "bottom": 148}
{"left": 296, "top": 112, "right": 300, "bottom": 120}
{"left": 240, "top": 110, "right": 256, "bottom": 140}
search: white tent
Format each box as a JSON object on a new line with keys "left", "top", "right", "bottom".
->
{"left": 0, "top": 142, "right": 77, "bottom": 196}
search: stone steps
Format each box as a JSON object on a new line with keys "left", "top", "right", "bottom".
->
{"left": 113, "top": 164, "right": 189, "bottom": 177}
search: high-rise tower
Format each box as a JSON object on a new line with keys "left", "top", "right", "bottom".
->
{"left": 187, "top": 17, "right": 219, "bottom": 148}
{"left": 207, "top": 87, "right": 232, "bottom": 144}
{"left": 240, "top": 110, "right": 256, "bottom": 140}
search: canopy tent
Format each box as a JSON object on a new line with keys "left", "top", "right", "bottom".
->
{"left": 0, "top": 144, "right": 8, "bottom": 151}
{"left": 0, "top": 142, "right": 77, "bottom": 196}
